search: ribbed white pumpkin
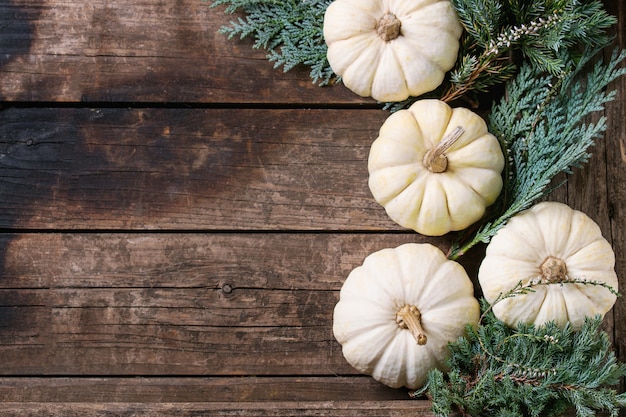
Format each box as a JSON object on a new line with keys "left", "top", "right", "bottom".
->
{"left": 333, "top": 243, "right": 479, "bottom": 389}
{"left": 323, "top": 0, "right": 463, "bottom": 102}
{"left": 368, "top": 99, "right": 505, "bottom": 236}
{"left": 479, "top": 202, "right": 618, "bottom": 330}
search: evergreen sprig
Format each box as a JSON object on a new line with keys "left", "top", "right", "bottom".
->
{"left": 385, "top": 0, "right": 617, "bottom": 110}
{"left": 442, "top": 0, "right": 616, "bottom": 101}
{"left": 447, "top": 46, "right": 626, "bottom": 260}
{"left": 212, "top": 0, "right": 618, "bottom": 106}
{"left": 210, "top": 0, "right": 335, "bottom": 85}
{"left": 415, "top": 301, "right": 626, "bottom": 417}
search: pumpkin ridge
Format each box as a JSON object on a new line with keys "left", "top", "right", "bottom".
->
{"left": 368, "top": 165, "right": 424, "bottom": 206}
{"left": 535, "top": 204, "right": 574, "bottom": 254}
{"left": 421, "top": 268, "right": 475, "bottom": 306}
{"left": 340, "top": 267, "right": 392, "bottom": 305}
{"left": 536, "top": 202, "right": 575, "bottom": 255}
{"left": 391, "top": 38, "right": 443, "bottom": 93}
{"left": 565, "top": 244, "right": 616, "bottom": 276}
{"left": 342, "top": 325, "right": 399, "bottom": 371}
{"left": 447, "top": 172, "right": 489, "bottom": 207}
{"left": 364, "top": 250, "right": 408, "bottom": 298}
{"left": 328, "top": 34, "right": 379, "bottom": 76}
{"left": 568, "top": 271, "right": 618, "bottom": 312}
{"left": 449, "top": 168, "right": 502, "bottom": 207}
{"left": 561, "top": 285, "right": 602, "bottom": 329}
{"left": 415, "top": 178, "right": 452, "bottom": 235}
{"left": 372, "top": 42, "right": 409, "bottom": 100}
{"left": 397, "top": 243, "right": 441, "bottom": 298}
{"left": 509, "top": 212, "right": 548, "bottom": 261}
{"left": 535, "top": 288, "right": 568, "bottom": 327}
{"left": 487, "top": 229, "right": 540, "bottom": 263}
{"left": 444, "top": 134, "right": 503, "bottom": 165}
{"left": 437, "top": 176, "right": 451, "bottom": 227}
{"left": 372, "top": 332, "right": 414, "bottom": 388}
{"left": 409, "top": 101, "right": 452, "bottom": 148}
{"left": 332, "top": 0, "right": 384, "bottom": 26}
{"left": 323, "top": 2, "right": 378, "bottom": 42}
{"left": 391, "top": 0, "right": 444, "bottom": 19}
{"left": 563, "top": 236, "right": 606, "bottom": 260}
{"left": 438, "top": 176, "right": 487, "bottom": 231}
{"left": 384, "top": 175, "right": 427, "bottom": 221}
{"left": 561, "top": 213, "right": 604, "bottom": 257}
{"left": 571, "top": 279, "right": 617, "bottom": 317}
{"left": 398, "top": 27, "right": 460, "bottom": 68}
{"left": 496, "top": 292, "right": 546, "bottom": 328}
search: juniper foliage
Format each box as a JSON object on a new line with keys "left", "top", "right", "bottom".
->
{"left": 440, "top": 0, "right": 617, "bottom": 103}
{"left": 387, "top": 0, "right": 617, "bottom": 110}
{"left": 415, "top": 299, "right": 626, "bottom": 417}
{"left": 211, "top": 0, "right": 335, "bottom": 85}
{"left": 447, "top": 46, "right": 626, "bottom": 259}
{"left": 212, "top": 0, "right": 618, "bottom": 104}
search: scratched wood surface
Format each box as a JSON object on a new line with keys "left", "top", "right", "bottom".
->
{"left": 0, "top": 0, "right": 624, "bottom": 416}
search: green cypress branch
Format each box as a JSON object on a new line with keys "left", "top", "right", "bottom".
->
{"left": 212, "top": 0, "right": 618, "bottom": 103}
{"left": 448, "top": 46, "right": 626, "bottom": 260}
{"left": 210, "top": 0, "right": 335, "bottom": 85}
{"left": 386, "top": 0, "right": 618, "bottom": 110}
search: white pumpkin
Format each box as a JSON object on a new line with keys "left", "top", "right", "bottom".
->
{"left": 478, "top": 201, "right": 618, "bottom": 330}
{"left": 333, "top": 243, "right": 480, "bottom": 389}
{"left": 323, "top": 0, "right": 463, "bottom": 102}
{"left": 368, "top": 99, "right": 505, "bottom": 236}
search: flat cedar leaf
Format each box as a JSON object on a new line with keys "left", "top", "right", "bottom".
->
{"left": 448, "top": 47, "right": 626, "bottom": 259}
{"left": 211, "top": 0, "right": 335, "bottom": 85}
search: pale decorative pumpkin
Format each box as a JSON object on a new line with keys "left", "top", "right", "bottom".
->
{"left": 478, "top": 201, "right": 619, "bottom": 330}
{"left": 333, "top": 243, "right": 480, "bottom": 389}
{"left": 323, "top": 0, "right": 463, "bottom": 102}
{"left": 368, "top": 99, "right": 505, "bottom": 236}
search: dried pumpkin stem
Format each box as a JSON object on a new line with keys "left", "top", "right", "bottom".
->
{"left": 376, "top": 12, "right": 402, "bottom": 42}
{"left": 423, "top": 126, "right": 465, "bottom": 173}
{"left": 540, "top": 256, "right": 568, "bottom": 283}
{"left": 396, "top": 304, "right": 427, "bottom": 345}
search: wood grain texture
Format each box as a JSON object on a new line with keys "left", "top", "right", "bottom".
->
{"left": 0, "top": 233, "right": 459, "bottom": 377}
{"left": 0, "top": 0, "right": 367, "bottom": 104}
{"left": 0, "top": 0, "right": 623, "bottom": 414}
{"left": 0, "top": 401, "right": 445, "bottom": 417}
{"left": 600, "top": 0, "right": 626, "bottom": 379}
{"left": 0, "top": 377, "right": 410, "bottom": 402}
{"left": 0, "top": 107, "right": 393, "bottom": 230}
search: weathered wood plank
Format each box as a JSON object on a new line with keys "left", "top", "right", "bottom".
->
{"left": 0, "top": 107, "right": 394, "bottom": 230}
{"left": 600, "top": 0, "right": 626, "bottom": 375}
{"left": 0, "top": 0, "right": 366, "bottom": 104}
{"left": 0, "top": 233, "right": 451, "bottom": 290}
{"left": 0, "top": 377, "right": 410, "bottom": 402}
{"left": 0, "top": 233, "right": 457, "bottom": 376}
{"left": 0, "top": 401, "right": 442, "bottom": 417}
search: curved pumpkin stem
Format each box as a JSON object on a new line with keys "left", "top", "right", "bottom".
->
{"left": 396, "top": 305, "right": 427, "bottom": 345}
{"left": 423, "top": 126, "right": 465, "bottom": 173}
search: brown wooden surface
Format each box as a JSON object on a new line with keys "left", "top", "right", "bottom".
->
{"left": 0, "top": 0, "right": 624, "bottom": 416}
{"left": 0, "top": 0, "right": 366, "bottom": 104}
{"left": 0, "top": 108, "right": 392, "bottom": 230}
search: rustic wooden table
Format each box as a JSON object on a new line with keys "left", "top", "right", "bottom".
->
{"left": 0, "top": 1, "right": 624, "bottom": 416}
